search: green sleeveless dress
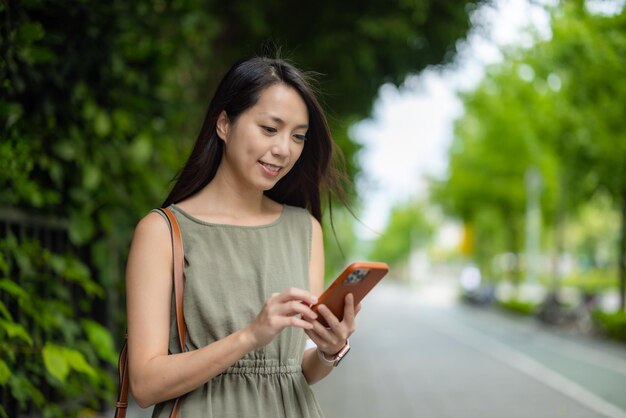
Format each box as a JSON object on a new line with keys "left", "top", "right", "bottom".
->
{"left": 151, "top": 204, "right": 325, "bottom": 418}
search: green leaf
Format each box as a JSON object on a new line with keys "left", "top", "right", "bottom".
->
{"left": 69, "top": 214, "right": 95, "bottom": 245}
{"left": 18, "top": 22, "right": 45, "bottom": 43}
{"left": 3, "top": 103, "right": 22, "bottom": 129}
{"left": 94, "top": 111, "right": 111, "bottom": 137}
{"left": 42, "top": 343, "right": 70, "bottom": 383}
{"left": 130, "top": 133, "right": 152, "bottom": 164}
{"left": 64, "top": 348, "right": 97, "bottom": 378}
{"left": 8, "top": 373, "right": 44, "bottom": 407}
{"left": 49, "top": 254, "right": 66, "bottom": 275}
{"left": 42, "top": 343, "right": 98, "bottom": 383}
{"left": 13, "top": 250, "right": 34, "bottom": 276}
{"left": 0, "top": 278, "right": 29, "bottom": 300}
{"left": 0, "top": 359, "right": 10, "bottom": 385}
{"left": 82, "top": 320, "right": 117, "bottom": 364}
{"left": 0, "top": 320, "right": 33, "bottom": 346}
{"left": 0, "top": 254, "right": 7, "bottom": 275}
{"left": 82, "top": 164, "right": 101, "bottom": 190}
{"left": 26, "top": 45, "right": 55, "bottom": 64}
{"left": 65, "top": 257, "right": 104, "bottom": 297}
{"left": 53, "top": 141, "right": 76, "bottom": 161}
{"left": 0, "top": 301, "right": 12, "bottom": 321}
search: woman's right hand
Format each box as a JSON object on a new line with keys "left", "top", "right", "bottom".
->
{"left": 245, "top": 288, "right": 319, "bottom": 349}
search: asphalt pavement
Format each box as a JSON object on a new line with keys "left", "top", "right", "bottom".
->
{"left": 311, "top": 280, "right": 626, "bottom": 418}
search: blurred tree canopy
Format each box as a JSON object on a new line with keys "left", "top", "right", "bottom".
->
{"left": 433, "top": 1, "right": 626, "bottom": 307}
{"left": 0, "top": 0, "right": 486, "bottom": 415}
{"left": 368, "top": 200, "right": 433, "bottom": 267}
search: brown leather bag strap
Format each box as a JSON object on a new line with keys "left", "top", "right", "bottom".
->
{"left": 160, "top": 207, "right": 186, "bottom": 352}
{"left": 115, "top": 207, "right": 186, "bottom": 417}
{"left": 114, "top": 337, "right": 129, "bottom": 418}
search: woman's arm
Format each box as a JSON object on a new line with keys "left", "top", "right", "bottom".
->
{"left": 126, "top": 212, "right": 318, "bottom": 407}
{"left": 301, "top": 216, "right": 359, "bottom": 384}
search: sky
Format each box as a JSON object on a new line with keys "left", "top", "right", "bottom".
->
{"left": 351, "top": 0, "right": 553, "bottom": 240}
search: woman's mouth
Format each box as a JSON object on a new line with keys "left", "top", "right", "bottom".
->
{"left": 259, "top": 161, "right": 283, "bottom": 176}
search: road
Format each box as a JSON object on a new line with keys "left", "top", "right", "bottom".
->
{"left": 109, "top": 280, "right": 626, "bottom": 418}
{"left": 312, "top": 281, "right": 626, "bottom": 418}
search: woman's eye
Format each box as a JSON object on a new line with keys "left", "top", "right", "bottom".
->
{"left": 293, "top": 134, "right": 307, "bottom": 142}
{"left": 261, "top": 126, "right": 277, "bottom": 134}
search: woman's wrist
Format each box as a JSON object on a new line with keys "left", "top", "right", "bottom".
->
{"left": 316, "top": 340, "right": 350, "bottom": 367}
{"left": 238, "top": 325, "right": 261, "bottom": 351}
{"left": 318, "top": 340, "right": 348, "bottom": 357}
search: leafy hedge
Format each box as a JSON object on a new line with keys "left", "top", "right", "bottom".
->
{"left": 1, "top": 1, "right": 204, "bottom": 415}
{"left": 0, "top": 236, "right": 116, "bottom": 417}
{"left": 497, "top": 298, "right": 537, "bottom": 316}
{"left": 593, "top": 311, "right": 626, "bottom": 342}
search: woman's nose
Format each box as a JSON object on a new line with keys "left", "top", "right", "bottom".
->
{"left": 271, "top": 134, "right": 290, "bottom": 156}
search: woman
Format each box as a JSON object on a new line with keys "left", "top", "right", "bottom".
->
{"left": 125, "top": 56, "right": 359, "bottom": 417}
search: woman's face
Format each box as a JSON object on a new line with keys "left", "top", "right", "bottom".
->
{"left": 217, "top": 83, "right": 309, "bottom": 192}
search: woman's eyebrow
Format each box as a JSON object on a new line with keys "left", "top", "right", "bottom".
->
{"left": 264, "top": 114, "right": 308, "bottom": 130}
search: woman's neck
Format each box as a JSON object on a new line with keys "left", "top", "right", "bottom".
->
{"left": 175, "top": 171, "right": 283, "bottom": 226}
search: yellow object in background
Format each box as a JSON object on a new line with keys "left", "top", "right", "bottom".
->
{"left": 460, "top": 223, "right": 474, "bottom": 256}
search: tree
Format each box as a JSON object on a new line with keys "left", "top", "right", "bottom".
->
{"left": 433, "top": 1, "right": 626, "bottom": 307}
{"left": 527, "top": 1, "right": 626, "bottom": 308}
{"left": 432, "top": 62, "right": 558, "bottom": 281}
{"left": 368, "top": 200, "right": 433, "bottom": 268}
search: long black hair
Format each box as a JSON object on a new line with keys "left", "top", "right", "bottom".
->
{"left": 162, "top": 56, "right": 346, "bottom": 223}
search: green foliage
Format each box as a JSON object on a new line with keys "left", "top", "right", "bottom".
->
{"left": 564, "top": 194, "right": 619, "bottom": 269}
{"left": 0, "top": 236, "right": 116, "bottom": 417}
{"left": 432, "top": 59, "right": 560, "bottom": 279}
{"left": 368, "top": 200, "right": 433, "bottom": 267}
{"left": 323, "top": 206, "right": 360, "bottom": 281}
{"left": 558, "top": 270, "right": 618, "bottom": 293}
{"left": 593, "top": 310, "right": 626, "bottom": 342}
{"left": 432, "top": 3, "right": 626, "bottom": 296}
{"left": 42, "top": 343, "right": 97, "bottom": 383}
{"left": 497, "top": 298, "right": 537, "bottom": 316}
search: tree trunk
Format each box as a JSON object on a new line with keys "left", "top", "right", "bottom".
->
{"left": 506, "top": 210, "right": 520, "bottom": 284}
{"left": 618, "top": 186, "right": 626, "bottom": 312}
{"left": 552, "top": 172, "right": 567, "bottom": 292}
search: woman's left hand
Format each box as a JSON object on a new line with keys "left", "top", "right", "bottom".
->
{"left": 304, "top": 293, "right": 361, "bottom": 356}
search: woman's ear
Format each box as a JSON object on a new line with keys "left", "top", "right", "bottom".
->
{"left": 216, "top": 111, "right": 230, "bottom": 142}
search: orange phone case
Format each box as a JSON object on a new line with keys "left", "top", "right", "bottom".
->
{"left": 312, "top": 261, "right": 389, "bottom": 327}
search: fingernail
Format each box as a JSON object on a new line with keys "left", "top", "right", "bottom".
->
{"left": 311, "top": 296, "right": 318, "bottom": 304}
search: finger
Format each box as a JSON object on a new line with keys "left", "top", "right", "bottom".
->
{"left": 316, "top": 304, "right": 342, "bottom": 331}
{"left": 274, "top": 287, "right": 318, "bottom": 305}
{"left": 304, "top": 328, "right": 323, "bottom": 343}
{"left": 342, "top": 293, "right": 355, "bottom": 323}
{"left": 355, "top": 303, "right": 362, "bottom": 316}
{"left": 304, "top": 327, "right": 336, "bottom": 353}
{"left": 308, "top": 317, "right": 335, "bottom": 342}
{"left": 284, "top": 316, "right": 315, "bottom": 330}
{"left": 277, "top": 300, "right": 318, "bottom": 321}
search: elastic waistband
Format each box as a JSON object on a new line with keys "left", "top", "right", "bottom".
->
{"left": 221, "top": 359, "right": 301, "bottom": 376}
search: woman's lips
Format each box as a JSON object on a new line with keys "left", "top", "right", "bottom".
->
{"left": 258, "top": 161, "right": 282, "bottom": 177}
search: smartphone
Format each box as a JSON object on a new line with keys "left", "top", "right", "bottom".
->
{"left": 312, "top": 261, "right": 389, "bottom": 327}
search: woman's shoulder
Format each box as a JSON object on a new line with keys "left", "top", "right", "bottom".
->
{"left": 280, "top": 202, "right": 308, "bottom": 217}
{"left": 280, "top": 204, "right": 319, "bottom": 230}
{"left": 132, "top": 210, "right": 172, "bottom": 243}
